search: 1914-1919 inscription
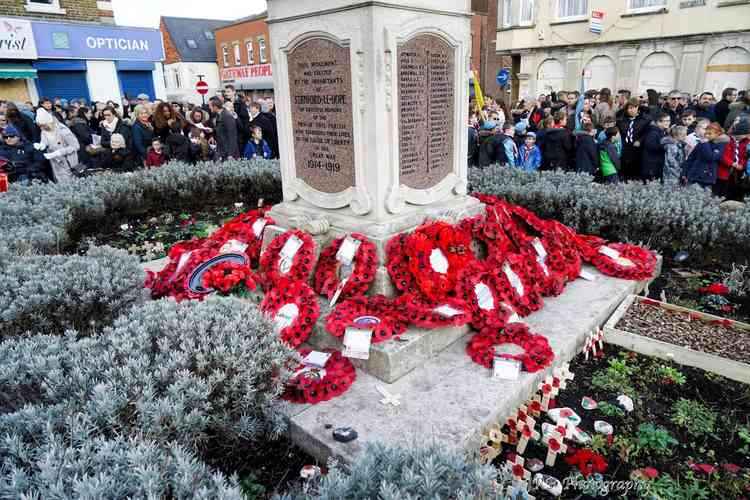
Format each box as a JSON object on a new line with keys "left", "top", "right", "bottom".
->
{"left": 288, "top": 38, "right": 355, "bottom": 194}
{"left": 398, "top": 34, "right": 455, "bottom": 190}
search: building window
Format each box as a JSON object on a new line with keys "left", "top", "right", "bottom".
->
{"left": 627, "top": 0, "right": 666, "bottom": 11}
{"left": 173, "top": 69, "right": 182, "bottom": 89}
{"left": 258, "top": 37, "right": 267, "bottom": 63}
{"left": 233, "top": 42, "right": 241, "bottom": 66}
{"left": 520, "top": 0, "right": 534, "bottom": 24}
{"left": 25, "top": 0, "right": 66, "bottom": 14}
{"left": 186, "top": 39, "right": 198, "bottom": 49}
{"left": 222, "top": 45, "right": 229, "bottom": 67}
{"left": 204, "top": 31, "right": 214, "bottom": 40}
{"left": 246, "top": 41, "right": 254, "bottom": 65}
{"left": 502, "top": 0, "right": 512, "bottom": 27}
{"left": 557, "top": 0, "right": 587, "bottom": 19}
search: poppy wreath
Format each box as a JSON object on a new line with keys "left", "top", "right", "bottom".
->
{"left": 466, "top": 323, "right": 555, "bottom": 373}
{"left": 518, "top": 243, "right": 567, "bottom": 297}
{"left": 326, "top": 295, "right": 409, "bottom": 343}
{"left": 543, "top": 222, "right": 583, "bottom": 283}
{"left": 282, "top": 349, "right": 356, "bottom": 405}
{"left": 405, "top": 220, "right": 476, "bottom": 301}
{"left": 459, "top": 213, "right": 516, "bottom": 266}
{"left": 313, "top": 233, "right": 378, "bottom": 301}
{"left": 201, "top": 260, "right": 258, "bottom": 295}
{"left": 393, "top": 293, "right": 472, "bottom": 329}
{"left": 456, "top": 261, "right": 510, "bottom": 330}
{"left": 209, "top": 208, "right": 275, "bottom": 268}
{"left": 260, "top": 229, "right": 316, "bottom": 289}
{"left": 385, "top": 233, "right": 415, "bottom": 294}
{"left": 586, "top": 242, "right": 657, "bottom": 281}
{"left": 147, "top": 240, "right": 226, "bottom": 302}
{"left": 260, "top": 279, "right": 320, "bottom": 348}
{"left": 491, "top": 253, "right": 544, "bottom": 317}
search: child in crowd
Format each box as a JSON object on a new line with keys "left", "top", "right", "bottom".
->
{"left": 716, "top": 117, "right": 749, "bottom": 200}
{"left": 598, "top": 126, "right": 621, "bottom": 184}
{"left": 575, "top": 122, "right": 599, "bottom": 175}
{"left": 662, "top": 125, "right": 688, "bottom": 184}
{"left": 682, "top": 122, "right": 727, "bottom": 190}
{"left": 501, "top": 121, "right": 518, "bottom": 168}
{"left": 597, "top": 115, "right": 616, "bottom": 144}
{"left": 166, "top": 121, "right": 191, "bottom": 162}
{"left": 685, "top": 118, "right": 709, "bottom": 157}
{"left": 641, "top": 112, "right": 671, "bottom": 181}
{"left": 188, "top": 127, "right": 213, "bottom": 163}
{"left": 145, "top": 138, "right": 168, "bottom": 168}
{"left": 681, "top": 110, "right": 697, "bottom": 134}
{"left": 518, "top": 132, "right": 542, "bottom": 172}
{"left": 103, "top": 133, "right": 136, "bottom": 171}
{"left": 243, "top": 125, "right": 272, "bottom": 160}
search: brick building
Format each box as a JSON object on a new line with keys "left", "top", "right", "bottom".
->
{"left": 214, "top": 12, "right": 273, "bottom": 101}
{"left": 472, "top": 0, "right": 513, "bottom": 105}
{"left": 0, "top": 0, "right": 165, "bottom": 104}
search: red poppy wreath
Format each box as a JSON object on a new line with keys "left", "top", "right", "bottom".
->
{"left": 326, "top": 295, "right": 409, "bottom": 343}
{"left": 386, "top": 233, "right": 415, "bottom": 294}
{"left": 283, "top": 349, "right": 356, "bottom": 405}
{"left": 456, "top": 261, "right": 511, "bottom": 331}
{"left": 260, "top": 229, "right": 316, "bottom": 289}
{"left": 405, "top": 221, "right": 476, "bottom": 301}
{"left": 146, "top": 238, "right": 209, "bottom": 301}
{"left": 210, "top": 208, "right": 275, "bottom": 268}
{"left": 394, "top": 293, "right": 472, "bottom": 329}
{"left": 459, "top": 213, "right": 516, "bottom": 266}
{"left": 588, "top": 242, "right": 657, "bottom": 281}
{"left": 260, "top": 279, "right": 320, "bottom": 348}
{"left": 201, "top": 261, "right": 258, "bottom": 295}
{"left": 466, "top": 323, "right": 555, "bottom": 373}
{"left": 313, "top": 233, "right": 377, "bottom": 302}
{"left": 492, "top": 253, "right": 544, "bottom": 317}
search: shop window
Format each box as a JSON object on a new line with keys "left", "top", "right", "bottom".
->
{"left": 258, "top": 37, "right": 267, "bottom": 63}
{"left": 233, "top": 42, "right": 241, "bottom": 66}
{"left": 246, "top": 41, "right": 255, "bottom": 65}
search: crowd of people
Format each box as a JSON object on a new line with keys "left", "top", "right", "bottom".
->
{"left": 0, "top": 84, "right": 278, "bottom": 185}
{"left": 469, "top": 87, "right": 750, "bottom": 201}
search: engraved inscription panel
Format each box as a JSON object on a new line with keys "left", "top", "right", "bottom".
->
{"left": 288, "top": 38, "right": 355, "bottom": 194}
{"left": 398, "top": 34, "right": 455, "bottom": 190}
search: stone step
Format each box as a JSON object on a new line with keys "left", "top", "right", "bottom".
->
{"left": 286, "top": 264, "right": 658, "bottom": 465}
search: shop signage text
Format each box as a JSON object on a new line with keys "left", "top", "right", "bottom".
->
{"left": 0, "top": 18, "right": 37, "bottom": 60}
{"left": 221, "top": 63, "right": 273, "bottom": 81}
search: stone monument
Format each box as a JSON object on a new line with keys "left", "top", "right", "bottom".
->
{"left": 266, "top": 0, "right": 482, "bottom": 295}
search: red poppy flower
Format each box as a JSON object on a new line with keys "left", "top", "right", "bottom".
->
{"left": 326, "top": 295, "right": 409, "bottom": 343}
{"left": 393, "top": 293, "right": 472, "bottom": 329}
{"left": 260, "top": 229, "right": 316, "bottom": 289}
{"left": 466, "top": 323, "right": 555, "bottom": 373}
{"left": 688, "top": 462, "right": 716, "bottom": 475}
{"left": 283, "top": 349, "right": 356, "bottom": 405}
{"left": 313, "top": 233, "right": 377, "bottom": 301}
{"left": 583, "top": 242, "right": 657, "bottom": 281}
{"left": 698, "top": 283, "right": 730, "bottom": 296}
{"left": 260, "top": 279, "right": 320, "bottom": 348}
{"left": 722, "top": 463, "right": 741, "bottom": 474}
{"left": 202, "top": 261, "right": 257, "bottom": 295}
{"left": 565, "top": 449, "right": 608, "bottom": 478}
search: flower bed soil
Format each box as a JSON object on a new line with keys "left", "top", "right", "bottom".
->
{"left": 491, "top": 345, "right": 750, "bottom": 499}
{"left": 617, "top": 300, "right": 750, "bottom": 365}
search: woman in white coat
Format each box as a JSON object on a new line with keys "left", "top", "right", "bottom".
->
{"left": 36, "top": 108, "right": 80, "bottom": 183}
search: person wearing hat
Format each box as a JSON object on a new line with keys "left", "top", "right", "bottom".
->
{"left": 518, "top": 131, "right": 541, "bottom": 172}
{"left": 0, "top": 124, "right": 45, "bottom": 185}
{"left": 717, "top": 117, "right": 750, "bottom": 200}
{"left": 36, "top": 107, "right": 80, "bottom": 184}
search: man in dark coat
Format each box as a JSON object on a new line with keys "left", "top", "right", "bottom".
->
{"left": 641, "top": 112, "right": 671, "bottom": 181}
{"left": 714, "top": 87, "right": 737, "bottom": 128}
{"left": 249, "top": 101, "right": 279, "bottom": 159}
{"left": 616, "top": 98, "right": 650, "bottom": 181}
{"left": 693, "top": 92, "right": 716, "bottom": 121}
{"left": 0, "top": 125, "right": 45, "bottom": 184}
{"left": 575, "top": 123, "right": 599, "bottom": 175}
{"left": 5, "top": 104, "right": 39, "bottom": 143}
{"left": 209, "top": 97, "right": 240, "bottom": 160}
{"left": 541, "top": 111, "right": 574, "bottom": 171}
{"left": 224, "top": 85, "right": 250, "bottom": 150}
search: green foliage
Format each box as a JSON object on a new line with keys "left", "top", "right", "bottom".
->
{"left": 653, "top": 365, "right": 687, "bottom": 386}
{"left": 469, "top": 167, "right": 750, "bottom": 260}
{"left": 589, "top": 434, "right": 610, "bottom": 455}
{"left": 638, "top": 472, "right": 710, "bottom": 500}
{"left": 738, "top": 426, "right": 750, "bottom": 455}
{"left": 280, "top": 442, "right": 499, "bottom": 500}
{"left": 634, "top": 423, "right": 679, "bottom": 457}
{"left": 240, "top": 473, "right": 267, "bottom": 500}
{"left": 722, "top": 264, "right": 750, "bottom": 297}
{"left": 591, "top": 356, "right": 635, "bottom": 394}
{"left": 670, "top": 399, "right": 717, "bottom": 438}
{"left": 598, "top": 402, "right": 626, "bottom": 418}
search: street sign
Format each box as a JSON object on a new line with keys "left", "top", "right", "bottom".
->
{"left": 496, "top": 68, "right": 510, "bottom": 88}
{"left": 196, "top": 80, "right": 209, "bottom": 95}
{"left": 590, "top": 11, "right": 604, "bottom": 34}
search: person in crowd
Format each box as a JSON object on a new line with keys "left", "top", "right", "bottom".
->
{"left": 575, "top": 122, "right": 599, "bottom": 175}
{"left": 131, "top": 105, "right": 155, "bottom": 166}
{"left": 153, "top": 102, "right": 181, "bottom": 143}
{"left": 617, "top": 98, "right": 649, "bottom": 180}
{"left": 500, "top": 121, "right": 518, "bottom": 168}
{"left": 597, "top": 114, "right": 617, "bottom": 143}
{"left": 592, "top": 88, "right": 613, "bottom": 128}
{"left": 514, "top": 122, "right": 528, "bottom": 149}
{"left": 68, "top": 107, "right": 97, "bottom": 169}
{"left": 477, "top": 120, "right": 499, "bottom": 167}
{"left": 565, "top": 92, "right": 578, "bottom": 131}
{"left": 598, "top": 126, "right": 621, "bottom": 184}
{"left": 210, "top": 97, "right": 240, "bottom": 160}
{"left": 137, "top": 94, "right": 150, "bottom": 108}
{"left": 541, "top": 110, "right": 573, "bottom": 170}
{"left": 686, "top": 118, "right": 709, "bottom": 157}
{"left": 249, "top": 101, "right": 278, "bottom": 158}
{"left": 694, "top": 92, "right": 716, "bottom": 121}
{"left": 0, "top": 124, "right": 45, "bottom": 184}
{"left": 614, "top": 89, "right": 631, "bottom": 120}
{"left": 725, "top": 90, "right": 750, "bottom": 130}
{"left": 145, "top": 137, "right": 168, "bottom": 168}
{"left": 100, "top": 133, "right": 135, "bottom": 172}
{"left": 188, "top": 127, "right": 213, "bottom": 163}
{"left": 36, "top": 108, "right": 79, "bottom": 183}
{"left": 716, "top": 117, "right": 749, "bottom": 200}
{"left": 187, "top": 107, "right": 212, "bottom": 134}
{"left": 682, "top": 122, "right": 727, "bottom": 190}
{"left": 5, "top": 103, "right": 39, "bottom": 143}
{"left": 39, "top": 97, "right": 62, "bottom": 123}
{"left": 535, "top": 116, "right": 554, "bottom": 152}
{"left": 243, "top": 125, "right": 272, "bottom": 160}
{"left": 224, "top": 85, "right": 250, "bottom": 148}
{"left": 680, "top": 109, "right": 697, "bottom": 134}
{"left": 643, "top": 89, "right": 661, "bottom": 122}
{"left": 100, "top": 106, "right": 132, "bottom": 150}
{"left": 0, "top": 113, "right": 7, "bottom": 130}
{"left": 518, "top": 131, "right": 542, "bottom": 172}
{"left": 714, "top": 87, "right": 737, "bottom": 128}
{"left": 468, "top": 111, "right": 479, "bottom": 167}
{"left": 526, "top": 95, "right": 546, "bottom": 132}
{"left": 641, "top": 112, "right": 671, "bottom": 181}
{"left": 662, "top": 125, "right": 688, "bottom": 184}
{"left": 165, "top": 121, "right": 191, "bottom": 162}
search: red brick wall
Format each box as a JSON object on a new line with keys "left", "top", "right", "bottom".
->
{"left": 214, "top": 16, "right": 270, "bottom": 70}
{"left": 160, "top": 18, "right": 181, "bottom": 64}
{"left": 481, "top": 0, "right": 512, "bottom": 104}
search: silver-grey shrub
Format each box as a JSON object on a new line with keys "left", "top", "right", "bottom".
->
{"left": 469, "top": 167, "right": 750, "bottom": 259}
{"left": 0, "top": 299, "right": 294, "bottom": 471}
{"left": 0, "top": 246, "right": 147, "bottom": 338}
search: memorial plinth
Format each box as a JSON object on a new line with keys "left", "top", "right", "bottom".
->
{"left": 266, "top": 0, "right": 480, "bottom": 255}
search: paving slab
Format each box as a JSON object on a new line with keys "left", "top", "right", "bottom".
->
{"left": 287, "top": 265, "right": 656, "bottom": 464}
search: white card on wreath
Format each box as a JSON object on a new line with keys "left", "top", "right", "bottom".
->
{"left": 336, "top": 236, "right": 361, "bottom": 266}
{"left": 293, "top": 366, "right": 326, "bottom": 380}
{"left": 532, "top": 238, "right": 547, "bottom": 259}
{"left": 302, "top": 351, "right": 331, "bottom": 369}
{"left": 252, "top": 218, "right": 268, "bottom": 238}
{"left": 598, "top": 246, "right": 620, "bottom": 259}
{"left": 503, "top": 263, "right": 525, "bottom": 297}
{"left": 174, "top": 250, "right": 194, "bottom": 277}
{"left": 434, "top": 305, "right": 462, "bottom": 318}
{"left": 475, "top": 283, "right": 495, "bottom": 311}
{"left": 280, "top": 235, "right": 303, "bottom": 260}
{"left": 219, "top": 239, "right": 249, "bottom": 254}
{"left": 493, "top": 357, "right": 522, "bottom": 380}
{"left": 502, "top": 303, "right": 522, "bottom": 324}
{"left": 274, "top": 303, "right": 299, "bottom": 330}
{"left": 343, "top": 328, "right": 373, "bottom": 360}
{"left": 579, "top": 269, "right": 598, "bottom": 281}
{"left": 429, "top": 248, "right": 449, "bottom": 274}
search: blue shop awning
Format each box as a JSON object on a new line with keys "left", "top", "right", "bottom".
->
{"left": 116, "top": 61, "right": 155, "bottom": 71}
{"left": 0, "top": 63, "right": 37, "bottom": 79}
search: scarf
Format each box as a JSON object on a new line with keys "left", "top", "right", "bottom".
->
{"left": 102, "top": 118, "right": 118, "bottom": 134}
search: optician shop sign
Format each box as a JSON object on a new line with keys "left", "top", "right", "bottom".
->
{"left": 0, "top": 18, "right": 37, "bottom": 59}
{"left": 32, "top": 21, "right": 164, "bottom": 61}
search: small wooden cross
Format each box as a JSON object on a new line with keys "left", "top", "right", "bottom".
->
{"left": 505, "top": 416, "right": 519, "bottom": 445}
{"left": 487, "top": 424, "right": 509, "bottom": 446}
{"left": 542, "top": 430, "right": 567, "bottom": 467}
{"left": 479, "top": 443, "right": 501, "bottom": 464}
{"left": 595, "top": 328, "right": 605, "bottom": 350}
{"left": 557, "top": 363, "right": 575, "bottom": 383}
{"left": 516, "top": 404, "right": 529, "bottom": 423}
{"left": 538, "top": 376, "right": 559, "bottom": 411}
{"left": 527, "top": 395, "right": 543, "bottom": 417}
{"left": 508, "top": 454, "right": 531, "bottom": 483}
{"left": 375, "top": 385, "right": 401, "bottom": 406}
{"left": 516, "top": 416, "right": 540, "bottom": 454}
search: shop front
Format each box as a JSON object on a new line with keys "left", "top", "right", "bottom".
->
{"left": 0, "top": 17, "right": 38, "bottom": 104}
{"left": 221, "top": 63, "right": 273, "bottom": 100}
